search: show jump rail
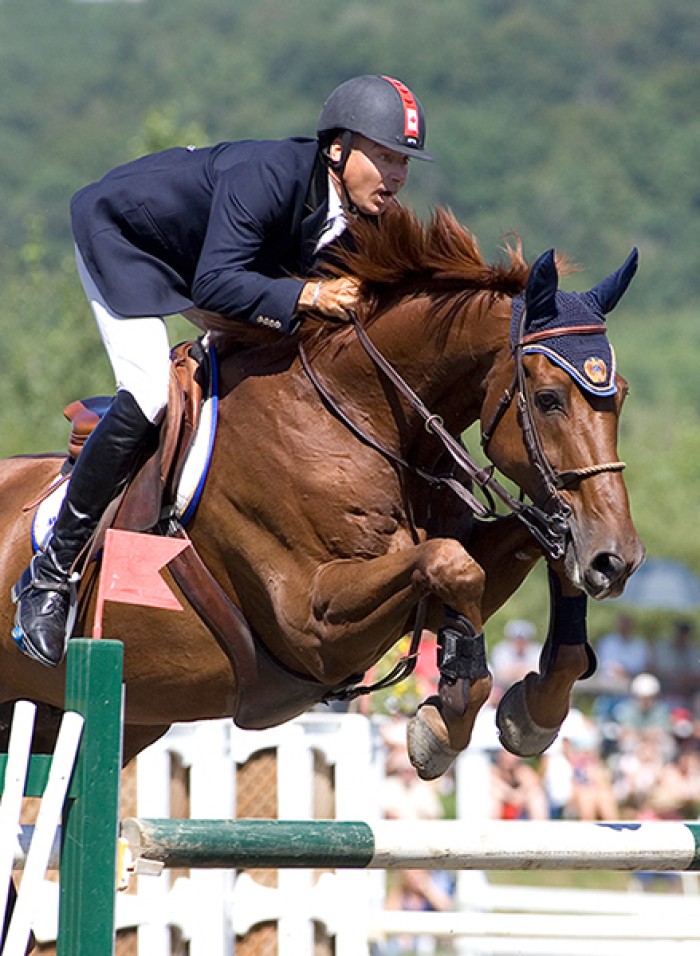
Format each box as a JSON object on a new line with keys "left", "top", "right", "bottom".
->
{"left": 121, "top": 818, "right": 700, "bottom": 873}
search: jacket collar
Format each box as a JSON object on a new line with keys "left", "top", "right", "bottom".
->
{"left": 298, "top": 152, "right": 330, "bottom": 271}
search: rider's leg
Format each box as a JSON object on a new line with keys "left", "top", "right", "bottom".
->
{"left": 12, "top": 390, "right": 158, "bottom": 664}
{"left": 11, "top": 251, "right": 171, "bottom": 666}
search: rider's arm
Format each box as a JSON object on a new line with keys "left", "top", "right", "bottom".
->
{"left": 191, "top": 160, "right": 303, "bottom": 333}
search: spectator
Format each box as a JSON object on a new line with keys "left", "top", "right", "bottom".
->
{"left": 650, "top": 739, "right": 700, "bottom": 819}
{"left": 613, "top": 728, "right": 674, "bottom": 817}
{"left": 596, "top": 613, "right": 650, "bottom": 684}
{"left": 541, "top": 710, "right": 618, "bottom": 820}
{"left": 609, "top": 674, "right": 678, "bottom": 822}
{"left": 384, "top": 868, "right": 453, "bottom": 955}
{"left": 490, "top": 619, "right": 542, "bottom": 690}
{"left": 540, "top": 735, "right": 574, "bottom": 820}
{"left": 612, "top": 673, "right": 672, "bottom": 738}
{"left": 564, "top": 720, "right": 618, "bottom": 821}
{"left": 649, "top": 620, "right": 700, "bottom": 709}
{"left": 490, "top": 749, "right": 548, "bottom": 820}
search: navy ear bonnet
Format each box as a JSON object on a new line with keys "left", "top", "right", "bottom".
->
{"left": 510, "top": 292, "right": 616, "bottom": 395}
{"left": 510, "top": 248, "right": 638, "bottom": 397}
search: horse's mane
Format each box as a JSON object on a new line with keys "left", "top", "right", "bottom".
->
{"left": 334, "top": 203, "right": 529, "bottom": 297}
{"left": 293, "top": 204, "right": 533, "bottom": 352}
{"left": 208, "top": 204, "right": 533, "bottom": 354}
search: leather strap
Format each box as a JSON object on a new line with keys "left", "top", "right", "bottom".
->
{"left": 164, "top": 526, "right": 364, "bottom": 728}
{"left": 165, "top": 524, "right": 427, "bottom": 719}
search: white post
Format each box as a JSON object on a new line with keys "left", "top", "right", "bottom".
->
{"left": 3, "top": 711, "right": 84, "bottom": 956}
{"left": 184, "top": 721, "right": 236, "bottom": 956}
{"left": 0, "top": 701, "right": 36, "bottom": 932}
{"left": 135, "top": 729, "right": 178, "bottom": 956}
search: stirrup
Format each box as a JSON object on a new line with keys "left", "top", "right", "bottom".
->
{"left": 11, "top": 555, "right": 80, "bottom": 602}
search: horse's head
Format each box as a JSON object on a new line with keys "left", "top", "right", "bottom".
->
{"left": 481, "top": 248, "right": 644, "bottom": 599}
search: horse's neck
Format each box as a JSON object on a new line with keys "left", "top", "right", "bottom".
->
{"left": 331, "top": 295, "right": 510, "bottom": 437}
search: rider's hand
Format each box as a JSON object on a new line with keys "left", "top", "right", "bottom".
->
{"left": 298, "top": 277, "right": 360, "bottom": 322}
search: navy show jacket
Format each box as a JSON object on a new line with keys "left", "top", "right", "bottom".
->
{"left": 71, "top": 137, "right": 330, "bottom": 334}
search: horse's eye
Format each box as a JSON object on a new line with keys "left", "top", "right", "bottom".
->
{"left": 534, "top": 390, "right": 563, "bottom": 414}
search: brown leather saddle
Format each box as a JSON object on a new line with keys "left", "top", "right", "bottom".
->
{"left": 64, "top": 340, "right": 205, "bottom": 532}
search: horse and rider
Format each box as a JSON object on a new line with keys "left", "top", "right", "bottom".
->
{"left": 5, "top": 72, "right": 643, "bottom": 783}
{"left": 12, "top": 74, "right": 433, "bottom": 669}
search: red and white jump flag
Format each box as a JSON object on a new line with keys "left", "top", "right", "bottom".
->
{"left": 93, "top": 528, "right": 190, "bottom": 639}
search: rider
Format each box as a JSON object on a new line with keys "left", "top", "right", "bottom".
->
{"left": 11, "top": 74, "right": 433, "bottom": 667}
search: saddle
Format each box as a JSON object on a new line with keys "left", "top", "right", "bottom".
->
{"left": 63, "top": 339, "right": 207, "bottom": 532}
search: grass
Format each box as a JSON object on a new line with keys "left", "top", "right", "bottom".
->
{"left": 487, "top": 868, "right": 631, "bottom": 891}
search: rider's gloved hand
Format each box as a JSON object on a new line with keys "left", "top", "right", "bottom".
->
{"left": 298, "top": 277, "right": 360, "bottom": 322}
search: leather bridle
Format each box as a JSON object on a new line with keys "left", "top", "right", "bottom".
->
{"left": 480, "top": 306, "right": 626, "bottom": 525}
{"left": 299, "top": 312, "right": 625, "bottom": 563}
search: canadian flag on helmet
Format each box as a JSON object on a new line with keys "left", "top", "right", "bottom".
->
{"left": 382, "top": 75, "right": 420, "bottom": 141}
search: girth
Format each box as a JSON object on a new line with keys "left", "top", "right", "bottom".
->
{"left": 165, "top": 525, "right": 362, "bottom": 729}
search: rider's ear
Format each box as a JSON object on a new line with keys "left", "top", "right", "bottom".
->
{"left": 525, "top": 248, "right": 558, "bottom": 323}
{"left": 328, "top": 138, "right": 344, "bottom": 165}
{"left": 587, "top": 248, "right": 639, "bottom": 315}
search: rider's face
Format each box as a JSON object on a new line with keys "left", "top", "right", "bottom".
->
{"left": 330, "top": 134, "right": 410, "bottom": 216}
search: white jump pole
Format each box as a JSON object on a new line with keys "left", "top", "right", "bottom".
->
{"left": 0, "top": 702, "right": 36, "bottom": 933}
{"left": 124, "top": 818, "right": 700, "bottom": 872}
{"left": 2, "top": 710, "right": 84, "bottom": 956}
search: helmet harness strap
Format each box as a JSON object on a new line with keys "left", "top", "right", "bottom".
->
{"left": 325, "top": 130, "right": 359, "bottom": 216}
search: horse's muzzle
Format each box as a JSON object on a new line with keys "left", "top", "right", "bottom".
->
{"left": 581, "top": 545, "right": 645, "bottom": 600}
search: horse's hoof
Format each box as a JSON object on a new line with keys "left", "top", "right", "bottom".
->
{"left": 496, "top": 674, "right": 560, "bottom": 757}
{"left": 407, "top": 703, "right": 459, "bottom": 780}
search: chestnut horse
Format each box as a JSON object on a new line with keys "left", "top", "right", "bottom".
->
{"left": 0, "top": 206, "right": 643, "bottom": 778}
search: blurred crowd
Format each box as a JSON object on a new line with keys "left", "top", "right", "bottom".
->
{"left": 418, "top": 612, "right": 700, "bottom": 824}
{"left": 375, "top": 613, "right": 700, "bottom": 952}
{"left": 378, "top": 612, "right": 700, "bottom": 826}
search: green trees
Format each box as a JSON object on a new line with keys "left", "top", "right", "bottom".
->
{"left": 1, "top": 0, "right": 699, "bottom": 620}
{"left": 1, "top": 0, "right": 699, "bottom": 303}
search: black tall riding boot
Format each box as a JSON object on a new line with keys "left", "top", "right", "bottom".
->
{"left": 12, "top": 389, "right": 158, "bottom": 667}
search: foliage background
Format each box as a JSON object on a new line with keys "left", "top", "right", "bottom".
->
{"left": 1, "top": 0, "right": 699, "bottom": 645}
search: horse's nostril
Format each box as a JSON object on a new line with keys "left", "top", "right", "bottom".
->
{"left": 590, "top": 551, "right": 625, "bottom": 581}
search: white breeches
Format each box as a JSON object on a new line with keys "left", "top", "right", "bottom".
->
{"left": 76, "top": 248, "right": 171, "bottom": 424}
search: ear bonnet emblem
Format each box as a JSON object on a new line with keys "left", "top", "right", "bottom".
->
{"left": 583, "top": 357, "right": 608, "bottom": 384}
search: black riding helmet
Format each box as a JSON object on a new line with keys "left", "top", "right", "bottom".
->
{"left": 318, "top": 74, "right": 433, "bottom": 171}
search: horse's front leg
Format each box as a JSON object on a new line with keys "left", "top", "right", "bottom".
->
{"left": 407, "top": 610, "right": 493, "bottom": 780}
{"left": 309, "top": 538, "right": 493, "bottom": 779}
{"left": 405, "top": 515, "right": 544, "bottom": 781}
{"left": 309, "top": 537, "right": 486, "bottom": 677}
{"left": 496, "top": 565, "right": 595, "bottom": 757}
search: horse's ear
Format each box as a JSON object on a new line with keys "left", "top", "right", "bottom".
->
{"left": 524, "top": 249, "right": 558, "bottom": 323}
{"left": 587, "top": 248, "right": 639, "bottom": 315}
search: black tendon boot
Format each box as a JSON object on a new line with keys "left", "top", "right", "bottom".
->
{"left": 12, "top": 390, "right": 157, "bottom": 666}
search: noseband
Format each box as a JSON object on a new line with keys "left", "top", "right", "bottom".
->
{"left": 299, "top": 313, "right": 624, "bottom": 562}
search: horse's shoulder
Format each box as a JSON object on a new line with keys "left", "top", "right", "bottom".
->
{"left": 0, "top": 453, "right": 64, "bottom": 481}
